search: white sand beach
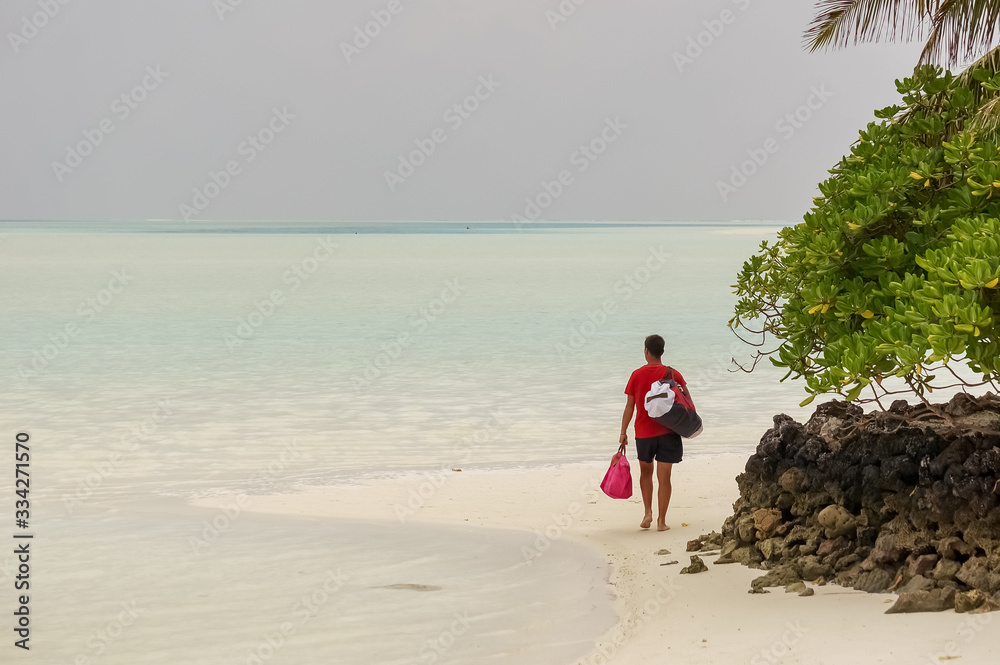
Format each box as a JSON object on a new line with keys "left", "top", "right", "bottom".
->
{"left": 196, "top": 453, "right": 1000, "bottom": 665}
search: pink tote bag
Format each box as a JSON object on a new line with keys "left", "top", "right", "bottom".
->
{"left": 600, "top": 451, "right": 633, "bottom": 499}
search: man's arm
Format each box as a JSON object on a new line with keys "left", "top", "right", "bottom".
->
{"left": 619, "top": 395, "right": 635, "bottom": 450}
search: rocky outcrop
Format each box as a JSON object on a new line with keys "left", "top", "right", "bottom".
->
{"left": 703, "top": 393, "right": 1000, "bottom": 613}
{"left": 680, "top": 555, "right": 708, "bottom": 574}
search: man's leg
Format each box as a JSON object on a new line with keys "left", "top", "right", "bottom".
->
{"left": 639, "top": 461, "right": 654, "bottom": 529}
{"left": 656, "top": 461, "right": 673, "bottom": 531}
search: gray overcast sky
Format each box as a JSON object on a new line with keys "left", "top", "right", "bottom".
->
{"left": 0, "top": 0, "right": 923, "bottom": 223}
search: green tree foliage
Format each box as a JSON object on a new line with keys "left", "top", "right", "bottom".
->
{"left": 731, "top": 66, "right": 1000, "bottom": 408}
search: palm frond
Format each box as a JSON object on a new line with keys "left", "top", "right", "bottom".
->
{"left": 804, "top": 0, "right": 937, "bottom": 52}
{"left": 919, "top": 0, "right": 1000, "bottom": 65}
{"left": 953, "top": 42, "right": 1000, "bottom": 85}
{"left": 969, "top": 94, "right": 1000, "bottom": 133}
{"left": 953, "top": 44, "right": 1000, "bottom": 132}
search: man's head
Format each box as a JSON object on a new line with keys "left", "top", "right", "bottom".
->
{"left": 644, "top": 334, "right": 665, "bottom": 360}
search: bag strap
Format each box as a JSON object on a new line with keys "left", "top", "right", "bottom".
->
{"left": 663, "top": 365, "right": 689, "bottom": 395}
{"left": 647, "top": 367, "right": 676, "bottom": 404}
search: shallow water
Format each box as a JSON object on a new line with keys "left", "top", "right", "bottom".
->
{"left": 24, "top": 504, "right": 613, "bottom": 664}
{"left": 0, "top": 223, "right": 805, "bottom": 663}
{"left": 1, "top": 225, "right": 804, "bottom": 497}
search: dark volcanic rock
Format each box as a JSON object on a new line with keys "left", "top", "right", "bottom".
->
{"left": 750, "top": 564, "right": 800, "bottom": 592}
{"left": 934, "top": 536, "right": 973, "bottom": 560}
{"left": 854, "top": 568, "right": 895, "bottom": 593}
{"left": 907, "top": 553, "right": 939, "bottom": 578}
{"left": 817, "top": 505, "right": 856, "bottom": 539}
{"left": 955, "top": 589, "right": 1000, "bottom": 614}
{"left": 886, "top": 588, "right": 957, "bottom": 614}
{"left": 753, "top": 508, "right": 783, "bottom": 540}
{"left": 932, "top": 558, "right": 963, "bottom": 582}
{"left": 701, "top": 394, "right": 1000, "bottom": 612}
{"left": 798, "top": 555, "right": 834, "bottom": 581}
{"left": 713, "top": 540, "right": 739, "bottom": 564}
{"left": 956, "top": 558, "right": 1000, "bottom": 594}
{"left": 731, "top": 547, "right": 754, "bottom": 566}
{"left": 679, "top": 555, "right": 708, "bottom": 575}
{"left": 816, "top": 536, "right": 847, "bottom": 558}
{"left": 899, "top": 575, "right": 935, "bottom": 594}
{"left": 779, "top": 467, "right": 808, "bottom": 494}
{"left": 701, "top": 531, "right": 724, "bottom": 550}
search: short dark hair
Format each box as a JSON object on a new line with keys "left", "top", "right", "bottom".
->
{"left": 645, "top": 334, "right": 665, "bottom": 358}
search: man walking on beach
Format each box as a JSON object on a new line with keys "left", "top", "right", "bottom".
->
{"left": 619, "top": 334, "right": 691, "bottom": 531}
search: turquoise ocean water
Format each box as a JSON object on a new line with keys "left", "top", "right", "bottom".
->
{"left": 0, "top": 222, "right": 806, "bottom": 664}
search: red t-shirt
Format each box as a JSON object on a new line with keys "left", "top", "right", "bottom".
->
{"left": 625, "top": 365, "right": 687, "bottom": 439}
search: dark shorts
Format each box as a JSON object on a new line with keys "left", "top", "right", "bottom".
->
{"left": 635, "top": 432, "right": 683, "bottom": 464}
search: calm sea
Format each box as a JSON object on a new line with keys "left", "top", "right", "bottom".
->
{"left": 0, "top": 222, "right": 805, "bottom": 664}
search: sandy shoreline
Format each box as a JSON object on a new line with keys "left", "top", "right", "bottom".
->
{"left": 195, "top": 453, "right": 1000, "bottom": 664}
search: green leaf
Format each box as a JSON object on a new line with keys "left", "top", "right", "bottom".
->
{"left": 730, "top": 66, "right": 1000, "bottom": 409}
{"left": 845, "top": 383, "right": 865, "bottom": 402}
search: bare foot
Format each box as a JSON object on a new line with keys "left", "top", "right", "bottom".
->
{"left": 640, "top": 514, "right": 653, "bottom": 529}
{"left": 657, "top": 523, "right": 670, "bottom": 532}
